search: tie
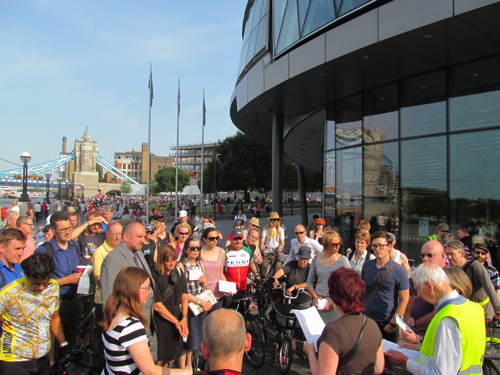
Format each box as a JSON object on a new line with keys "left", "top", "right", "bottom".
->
{"left": 134, "top": 253, "right": 144, "bottom": 269}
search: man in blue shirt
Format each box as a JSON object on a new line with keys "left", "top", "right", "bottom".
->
{"left": 361, "top": 231, "right": 410, "bottom": 341}
{"left": 35, "top": 211, "right": 82, "bottom": 346}
{"left": 0, "top": 228, "right": 26, "bottom": 289}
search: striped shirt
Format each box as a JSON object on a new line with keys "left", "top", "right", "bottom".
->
{"left": 102, "top": 316, "right": 147, "bottom": 375}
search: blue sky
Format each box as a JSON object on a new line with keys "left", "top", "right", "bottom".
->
{"left": 0, "top": 0, "right": 246, "bottom": 169}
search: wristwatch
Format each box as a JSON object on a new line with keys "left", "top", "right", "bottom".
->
{"left": 182, "top": 314, "right": 188, "bottom": 318}
{"left": 196, "top": 299, "right": 201, "bottom": 305}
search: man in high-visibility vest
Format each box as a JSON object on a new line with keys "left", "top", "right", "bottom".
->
{"left": 387, "top": 263, "right": 485, "bottom": 374}
{"left": 426, "top": 222, "right": 450, "bottom": 242}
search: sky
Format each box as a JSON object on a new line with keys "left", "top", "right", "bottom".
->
{"left": 0, "top": 0, "right": 247, "bottom": 170}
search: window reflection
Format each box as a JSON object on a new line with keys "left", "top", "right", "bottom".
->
{"left": 401, "top": 102, "right": 446, "bottom": 137}
{"left": 336, "top": 147, "right": 362, "bottom": 215}
{"left": 363, "top": 142, "right": 399, "bottom": 228}
{"left": 326, "top": 120, "right": 336, "bottom": 151}
{"left": 324, "top": 150, "right": 336, "bottom": 218}
{"left": 450, "top": 90, "right": 500, "bottom": 131}
{"left": 450, "top": 130, "right": 500, "bottom": 226}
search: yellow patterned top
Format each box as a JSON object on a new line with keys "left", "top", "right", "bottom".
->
{"left": 0, "top": 277, "right": 59, "bottom": 361}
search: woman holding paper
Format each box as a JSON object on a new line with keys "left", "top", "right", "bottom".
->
{"left": 200, "top": 227, "right": 226, "bottom": 310}
{"left": 177, "top": 237, "right": 212, "bottom": 369}
{"left": 303, "top": 268, "right": 384, "bottom": 375}
{"left": 306, "top": 231, "right": 351, "bottom": 324}
{"left": 152, "top": 245, "right": 189, "bottom": 367}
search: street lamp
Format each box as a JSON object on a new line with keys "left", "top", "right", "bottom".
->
{"left": 213, "top": 153, "right": 221, "bottom": 219}
{"left": 45, "top": 173, "right": 51, "bottom": 203}
{"left": 65, "top": 179, "right": 70, "bottom": 200}
{"left": 57, "top": 178, "right": 63, "bottom": 200}
{"left": 19, "top": 152, "right": 31, "bottom": 202}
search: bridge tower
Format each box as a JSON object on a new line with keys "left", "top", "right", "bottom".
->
{"left": 73, "top": 129, "right": 99, "bottom": 198}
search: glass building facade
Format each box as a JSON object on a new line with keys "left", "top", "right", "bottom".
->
{"left": 232, "top": 0, "right": 500, "bottom": 260}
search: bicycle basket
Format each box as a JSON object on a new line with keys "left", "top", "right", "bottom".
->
{"left": 268, "top": 304, "right": 300, "bottom": 330}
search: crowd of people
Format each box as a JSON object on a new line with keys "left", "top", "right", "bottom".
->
{"left": 0, "top": 195, "right": 499, "bottom": 375}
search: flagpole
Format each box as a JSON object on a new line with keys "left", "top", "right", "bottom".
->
{"left": 200, "top": 90, "right": 205, "bottom": 216}
{"left": 175, "top": 78, "right": 180, "bottom": 219}
{"left": 146, "top": 63, "right": 153, "bottom": 223}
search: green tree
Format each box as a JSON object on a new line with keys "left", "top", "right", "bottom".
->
{"left": 153, "top": 167, "right": 190, "bottom": 193}
{"left": 120, "top": 180, "right": 132, "bottom": 194}
{"left": 202, "top": 132, "right": 272, "bottom": 200}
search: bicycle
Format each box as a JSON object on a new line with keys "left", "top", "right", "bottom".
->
{"left": 268, "top": 286, "right": 310, "bottom": 374}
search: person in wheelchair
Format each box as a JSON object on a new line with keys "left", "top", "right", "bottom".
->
{"left": 272, "top": 245, "right": 312, "bottom": 309}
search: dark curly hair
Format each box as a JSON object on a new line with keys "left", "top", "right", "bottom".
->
{"left": 21, "top": 253, "right": 54, "bottom": 280}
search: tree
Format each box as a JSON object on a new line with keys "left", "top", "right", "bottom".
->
{"left": 120, "top": 180, "right": 132, "bottom": 194}
{"left": 202, "top": 132, "right": 272, "bottom": 200}
{"left": 152, "top": 167, "right": 190, "bottom": 193}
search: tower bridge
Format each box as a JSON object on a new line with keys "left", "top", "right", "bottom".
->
{"left": 0, "top": 130, "right": 141, "bottom": 198}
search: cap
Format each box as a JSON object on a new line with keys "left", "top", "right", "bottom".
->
{"left": 233, "top": 218, "right": 245, "bottom": 227}
{"left": 144, "top": 223, "right": 156, "bottom": 234}
{"left": 314, "top": 218, "right": 326, "bottom": 225}
{"left": 473, "top": 243, "right": 489, "bottom": 252}
{"left": 230, "top": 228, "right": 244, "bottom": 238}
{"left": 438, "top": 223, "right": 450, "bottom": 232}
{"left": 249, "top": 217, "right": 260, "bottom": 227}
{"left": 297, "top": 245, "right": 312, "bottom": 259}
{"left": 179, "top": 210, "right": 188, "bottom": 218}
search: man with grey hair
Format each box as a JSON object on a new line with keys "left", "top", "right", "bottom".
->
{"left": 201, "top": 308, "right": 251, "bottom": 375}
{"left": 0, "top": 212, "right": 20, "bottom": 232}
{"left": 387, "top": 263, "right": 485, "bottom": 374}
{"left": 445, "top": 239, "right": 500, "bottom": 319}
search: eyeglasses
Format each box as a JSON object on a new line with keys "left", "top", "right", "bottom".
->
{"left": 188, "top": 246, "right": 202, "bottom": 252}
{"left": 371, "top": 244, "right": 389, "bottom": 249}
{"left": 330, "top": 242, "right": 341, "bottom": 247}
{"left": 420, "top": 253, "right": 434, "bottom": 259}
{"left": 207, "top": 237, "right": 219, "bottom": 241}
{"left": 232, "top": 237, "right": 243, "bottom": 241}
{"left": 178, "top": 232, "right": 189, "bottom": 236}
{"left": 474, "top": 250, "right": 488, "bottom": 256}
{"left": 294, "top": 231, "right": 305, "bottom": 235}
{"left": 139, "top": 286, "right": 151, "bottom": 291}
{"left": 22, "top": 222, "right": 34, "bottom": 227}
{"left": 55, "top": 227, "right": 73, "bottom": 233}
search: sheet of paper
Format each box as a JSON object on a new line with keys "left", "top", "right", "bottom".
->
{"left": 218, "top": 280, "right": 237, "bottom": 294}
{"left": 291, "top": 306, "right": 326, "bottom": 351}
{"left": 383, "top": 339, "right": 420, "bottom": 361}
{"left": 188, "top": 290, "right": 218, "bottom": 316}
{"left": 77, "top": 265, "right": 94, "bottom": 294}
{"left": 188, "top": 268, "right": 203, "bottom": 281}
{"left": 396, "top": 314, "right": 414, "bottom": 333}
{"left": 316, "top": 298, "right": 329, "bottom": 310}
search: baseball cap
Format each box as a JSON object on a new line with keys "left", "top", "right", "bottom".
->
{"left": 438, "top": 223, "right": 450, "bottom": 232}
{"left": 144, "top": 223, "right": 156, "bottom": 234}
{"left": 179, "top": 210, "right": 188, "bottom": 218}
{"left": 230, "top": 228, "right": 244, "bottom": 238}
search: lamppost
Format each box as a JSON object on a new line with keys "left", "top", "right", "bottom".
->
{"left": 213, "top": 153, "right": 221, "bottom": 219}
{"left": 19, "top": 152, "right": 31, "bottom": 202}
{"left": 65, "top": 180, "right": 70, "bottom": 200}
{"left": 45, "top": 173, "right": 51, "bottom": 203}
{"left": 57, "top": 178, "right": 63, "bottom": 200}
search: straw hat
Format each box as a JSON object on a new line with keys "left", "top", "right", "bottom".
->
{"left": 249, "top": 217, "right": 260, "bottom": 227}
{"left": 269, "top": 212, "right": 281, "bottom": 220}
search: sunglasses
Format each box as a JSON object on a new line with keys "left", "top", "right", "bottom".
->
{"left": 232, "top": 237, "right": 243, "bottom": 241}
{"left": 271, "top": 218, "right": 280, "bottom": 222}
{"left": 330, "top": 242, "right": 341, "bottom": 247}
{"left": 294, "top": 231, "right": 305, "bottom": 235}
{"left": 207, "top": 237, "right": 219, "bottom": 241}
{"left": 178, "top": 232, "right": 189, "bottom": 236}
{"left": 474, "top": 250, "right": 488, "bottom": 256}
{"left": 188, "top": 246, "right": 202, "bottom": 252}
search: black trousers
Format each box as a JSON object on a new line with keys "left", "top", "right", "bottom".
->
{"left": 59, "top": 295, "right": 81, "bottom": 346}
{"left": 0, "top": 356, "right": 50, "bottom": 375}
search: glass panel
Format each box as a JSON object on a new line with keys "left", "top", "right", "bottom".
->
{"left": 400, "top": 136, "right": 448, "bottom": 260}
{"left": 245, "top": 26, "right": 259, "bottom": 65}
{"left": 272, "top": 0, "right": 287, "bottom": 51}
{"left": 336, "top": 121, "right": 362, "bottom": 147}
{"left": 363, "top": 141, "right": 399, "bottom": 234}
{"left": 302, "top": 0, "right": 335, "bottom": 37}
{"left": 254, "top": 17, "right": 268, "bottom": 55}
{"left": 326, "top": 120, "right": 335, "bottom": 151}
{"left": 449, "top": 90, "right": 500, "bottom": 131}
{"left": 336, "top": 147, "right": 362, "bottom": 252}
{"left": 363, "top": 111, "right": 399, "bottom": 143}
{"left": 450, "top": 129, "right": 500, "bottom": 229}
{"left": 401, "top": 101, "right": 446, "bottom": 137}
{"left": 337, "top": 0, "right": 371, "bottom": 16}
{"left": 275, "top": 0, "right": 300, "bottom": 55}
{"left": 298, "top": 0, "right": 311, "bottom": 35}
{"left": 324, "top": 150, "right": 336, "bottom": 219}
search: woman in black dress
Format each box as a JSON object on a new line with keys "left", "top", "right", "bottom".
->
{"left": 152, "top": 244, "right": 189, "bottom": 367}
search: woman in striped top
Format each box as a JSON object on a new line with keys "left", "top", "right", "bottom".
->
{"left": 100, "top": 267, "right": 191, "bottom": 375}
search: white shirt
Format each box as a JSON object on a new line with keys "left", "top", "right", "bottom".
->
{"left": 10, "top": 206, "right": 20, "bottom": 214}
{"left": 406, "top": 291, "right": 462, "bottom": 375}
{"left": 284, "top": 237, "right": 322, "bottom": 264}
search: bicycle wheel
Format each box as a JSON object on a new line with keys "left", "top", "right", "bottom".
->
{"left": 278, "top": 335, "right": 293, "bottom": 373}
{"left": 244, "top": 316, "right": 266, "bottom": 368}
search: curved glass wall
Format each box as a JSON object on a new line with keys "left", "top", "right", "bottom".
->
{"left": 324, "top": 54, "right": 500, "bottom": 260}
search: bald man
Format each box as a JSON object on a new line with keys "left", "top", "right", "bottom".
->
{"left": 201, "top": 309, "right": 251, "bottom": 375}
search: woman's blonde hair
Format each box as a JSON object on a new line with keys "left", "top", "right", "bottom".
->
{"left": 100, "top": 267, "right": 149, "bottom": 331}
{"left": 322, "top": 231, "right": 342, "bottom": 248}
{"left": 444, "top": 266, "right": 472, "bottom": 298}
{"left": 175, "top": 222, "right": 192, "bottom": 237}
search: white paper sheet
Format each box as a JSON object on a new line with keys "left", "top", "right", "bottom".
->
{"left": 188, "top": 268, "right": 203, "bottom": 281}
{"left": 291, "top": 306, "right": 326, "bottom": 351}
{"left": 77, "top": 265, "right": 94, "bottom": 294}
{"left": 188, "top": 290, "right": 218, "bottom": 316}
{"left": 396, "top": 314, "right": 414, "bottom": 333}
{"left": 383, "top": 339, "right": 420, "bottom": 361}
{"left": 316, "top": 298, "right": 329, "bottom": 310}
{"left": 218, "top": 280, "right": 237, "bottom": 294}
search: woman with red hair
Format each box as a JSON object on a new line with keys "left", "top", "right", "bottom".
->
{"left": 304, "top": 268, "right": 385, "bottom": 375}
